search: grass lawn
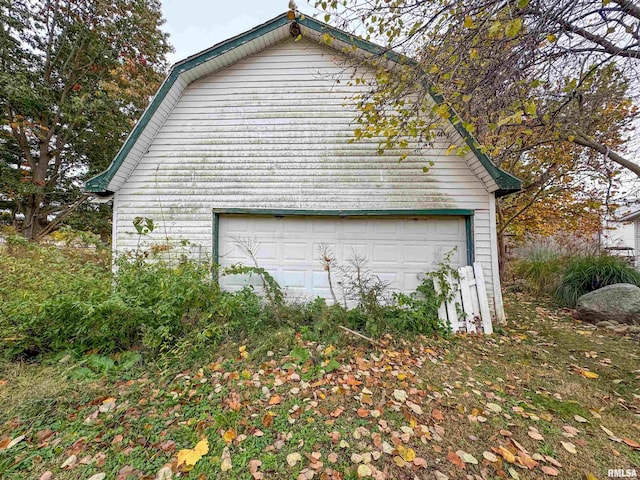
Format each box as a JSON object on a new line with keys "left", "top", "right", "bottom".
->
{"left": 0, "top": 295, "right": 638, "bottom": 479}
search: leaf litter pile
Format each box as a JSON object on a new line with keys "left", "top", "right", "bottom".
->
{"left": 0, "top": 299, "right": 638, "bottom": 479}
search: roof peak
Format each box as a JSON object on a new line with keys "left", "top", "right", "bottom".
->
{"left": 86, "top": 12, "right": 520, "bottom": 196}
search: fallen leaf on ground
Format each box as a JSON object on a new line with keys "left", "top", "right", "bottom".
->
{"left": 357, "top": 464, "right": 373, "bottom": 477}
{"left": 330, "top": 407, "right": 345, "bottom": 418}
{"left": 393, "top": 456, "right": 406, "bottom": 467}
{"left": 262, "top": 412, "right": 275, "bottom": 428}
{"left": 601, "top": 425, "right": 615, "bottom": 436}
{"left": 545, "top": 455, "right": 562, "bottom": 467}
{"left": 177, "top": 439, "right": 209, "bottom": 468}
{"left": 155, "top": 466, "right": 172, "bottom": 480}
{"left": 623, "top": 438, "right": 640, "bottom": 449}
{"left": 393, "top": 389, "right": 407, "bottom": 402}
{"left": 446, "top": 451, "right": 465, "bottom": 469}
{"left": 483, "top": 451, "right": 498, "bottom": 462}
{"left": 528, "top": 429, "right": 544, "bottom": 441}
{"left": 413, "top": 457, "right": 427, "bottom": 467}
{"left": 459, "top": 451, "right": 478, "bottom": 464}
{"left": 0, "top": 435, "right": 25, "bottom": 451}
{"left": 249, "top": 459, "right": 263, "bottom": 479}
{"left": 497, "top": 446, "right": 515, "bottom": 463}
{"left": 397, "top": 445, "right": 416, "bottom": 462}
{"left": 220, "top": 447, "right": 232, "bottom": 472}
{"left": 61, "top": 454, "right": 77, "bottom": 469}
{"left": 406, "top": 400, "right": 423, "bottom": 415}
{"left": 357, "top": 408, "right": 370, "bottom": 418}
{"left": 578, "top": 369, "right": 599, "bottom": 379}
{"left": 222, "top": 428, "right": 236, "bottom": 443}
{"left": 540, "top": 466, "right": 559, "bottom": 476}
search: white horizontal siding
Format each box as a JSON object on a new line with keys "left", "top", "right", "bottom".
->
{"left": 636, "top": 221, "right": 640, "bottom": 269}
{"left": 473, "top": 209, "right": 494, "bottom": 305}
{"left": 115, "top": 37, "right": 497, "bottom": 302}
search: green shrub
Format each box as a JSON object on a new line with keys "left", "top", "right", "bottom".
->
{"left": 553, "top": 255, "right": 640, "bottom": 307}
{"left": 509, "top": 233, "right": 600, "bottom": 296}
{"left": 1, "top": 241, "right": 459, "bottom": 361}
{"left": 389, "top": 270, "right": 453, "bottom": 337}
{"left": 1, "top": 244, "right": 230, "bottom": 358}
{"left": 512, "top": 255, "right": 565, "bottom": 295}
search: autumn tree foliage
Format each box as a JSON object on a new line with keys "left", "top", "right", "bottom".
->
{"left": 0, "top": 0, "right": 172, "bottom": 239}
{"left": 315, "top": 0, "right": 639, "bottom": 249}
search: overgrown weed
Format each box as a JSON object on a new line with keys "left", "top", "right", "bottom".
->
{"left": 0, "top": 242, "right": 455, "bottom": 363}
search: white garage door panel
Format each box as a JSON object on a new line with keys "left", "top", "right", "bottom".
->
{"left": 217, "top": 215, "right": 466, "bottom": 299}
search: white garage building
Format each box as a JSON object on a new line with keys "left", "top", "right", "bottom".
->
{"left": 86, "top": 12, "right": 520, "bottom": 320}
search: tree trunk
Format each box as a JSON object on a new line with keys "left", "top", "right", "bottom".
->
{"left": 495, "top": 200, "right": 507, "bottom": 278}
{"left": 21, "top": 147, "right": 49, "bottom": 241}
{"left": 21, "top": 193, "right": 43, "bottom": 240}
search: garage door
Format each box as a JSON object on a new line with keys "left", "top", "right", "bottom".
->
{"left": 216, "top": 214, "right": 467, "bottom": 301}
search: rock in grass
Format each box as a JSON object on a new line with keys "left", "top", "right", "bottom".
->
{"left": 577, "top": 283, "right": 640, "bottom": 325}
{"left": 596, "top": 321, "right": 615, "bottom": 327}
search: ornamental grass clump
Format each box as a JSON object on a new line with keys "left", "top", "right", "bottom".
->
{"left": 553, "top": 255, "right": 640, "bottom": 307}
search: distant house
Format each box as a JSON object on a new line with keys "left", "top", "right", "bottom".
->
{"left": 617, "top": 206, "right": 640, "bottom": 267}
{"left": 85, "top": 12, "right": 520, "bottom": 320}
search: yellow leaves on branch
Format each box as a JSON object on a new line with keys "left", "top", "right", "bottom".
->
{"left": 176, "top": 438, "right": 209, "bottom": 470}
{"left": 463, "top": 16, "right": 476, "bottom": 29}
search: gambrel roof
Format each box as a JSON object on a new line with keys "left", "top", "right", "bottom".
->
{"left": 86, "top": 12, "right": 521, "bottom": 196}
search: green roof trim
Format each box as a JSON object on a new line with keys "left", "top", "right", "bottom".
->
{"left": 85, "top": 68, "right": 181, "bottom": 192}
{"left": 86, "top": 12, "right": 521, "bottom": 196}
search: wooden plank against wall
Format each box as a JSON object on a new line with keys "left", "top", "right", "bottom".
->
{"left": 473, "top": 262, "right": 493, "bottom": 333}
{"left": 458, "top": 266, "right": 476, "bottom": 333}
{"left": 436, "top": 265, "right": 494, "bottom": 334}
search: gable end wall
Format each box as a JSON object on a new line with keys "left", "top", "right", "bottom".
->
{"left": 114, "top": 38, "right": 500, "bottom": 308}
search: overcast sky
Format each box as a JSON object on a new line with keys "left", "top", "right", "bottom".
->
{"left": 161, "top": 0, "right": 313, "bottom": 64}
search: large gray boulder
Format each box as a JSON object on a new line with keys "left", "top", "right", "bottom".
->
{"left": 576, "top": 283, "right": 640, "bottom": 325}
